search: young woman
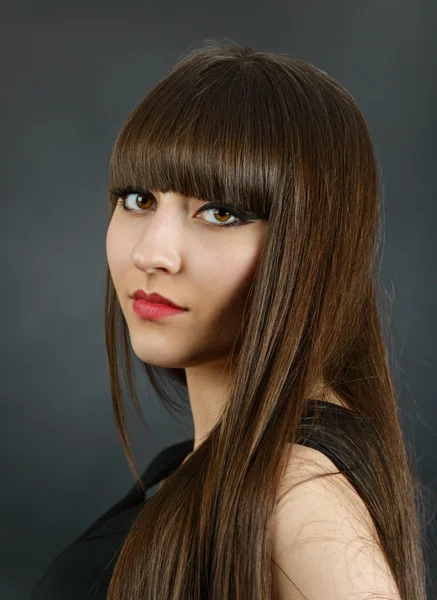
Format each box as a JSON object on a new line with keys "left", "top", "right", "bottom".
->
{"left": 31, "top": 39, "right": 428, "bottom": 599}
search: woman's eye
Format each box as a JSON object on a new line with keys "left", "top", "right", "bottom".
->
{"left": 122, "top": 193, "right": 153, "bottom": 212}
{"left": 117, "top": 193, "right": 244, "bottom": 228}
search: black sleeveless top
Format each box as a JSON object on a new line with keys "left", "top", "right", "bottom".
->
{"left": 31, "top": 400, "right": 370, "bottom": 599}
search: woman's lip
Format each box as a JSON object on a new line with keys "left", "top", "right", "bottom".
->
{"left": 131, "top": 289, "right": 186, "bottom": 310}
{"left": 132, "top": 298, "right": 187, "bottom": 320}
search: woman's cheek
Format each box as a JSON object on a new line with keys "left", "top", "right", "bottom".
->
{"left": 106, "top": 221, "right": 130, "bottom": 273}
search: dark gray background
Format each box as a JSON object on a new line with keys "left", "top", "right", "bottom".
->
{"left": 1, "top": 2, "right": 436, "bottom": 599}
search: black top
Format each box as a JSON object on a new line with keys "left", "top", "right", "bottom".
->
{"left": 31, "top": 400, "right": 367, "bottom": 599}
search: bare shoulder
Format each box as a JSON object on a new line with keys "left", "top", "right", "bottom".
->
{"left": 270, "top": 443, "right": 401, "bottom": 600}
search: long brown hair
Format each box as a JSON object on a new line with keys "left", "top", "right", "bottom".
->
{"left": 104, "top": 39, "right": 429, "bottom": 599}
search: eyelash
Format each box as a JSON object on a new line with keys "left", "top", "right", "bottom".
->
{"left": 110, "top": 186, "right": 254, "bottom": 229}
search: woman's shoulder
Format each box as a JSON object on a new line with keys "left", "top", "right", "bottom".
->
{"left": 271, "top": 439, "right": 399, "bottom": 599}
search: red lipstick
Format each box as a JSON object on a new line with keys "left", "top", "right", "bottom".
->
{"left": 131, "top": 290, "right": 187, "bottom": 321}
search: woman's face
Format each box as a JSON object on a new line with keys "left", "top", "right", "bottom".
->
{"left": 106, "top": 189, "right": 268, "bottom": 368}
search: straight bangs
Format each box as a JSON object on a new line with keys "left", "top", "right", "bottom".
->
{"left": 107, "top": 60, "right": 290, "bottom": 219}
